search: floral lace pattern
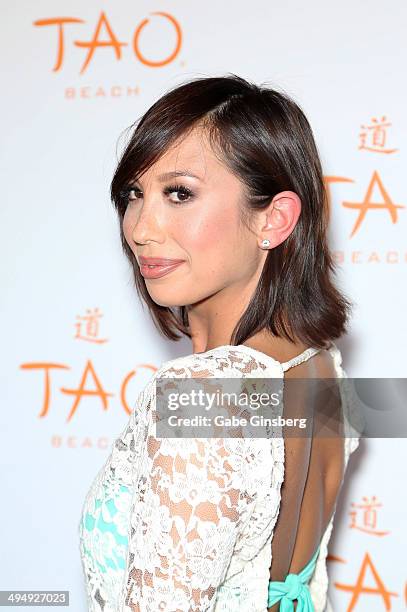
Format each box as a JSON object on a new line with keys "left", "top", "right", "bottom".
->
{"left": 78, "top": 342, "right": 361, "bottom": 611}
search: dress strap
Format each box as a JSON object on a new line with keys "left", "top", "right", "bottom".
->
{"left": 281, "top": 347, "right": 321, "bottom": 372}
{"left": 267, "top": 544, "right": 320, "bottom": 610}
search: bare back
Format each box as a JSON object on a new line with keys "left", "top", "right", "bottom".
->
{"left": 245, "top": 344, "right": 345, "bottom": 612}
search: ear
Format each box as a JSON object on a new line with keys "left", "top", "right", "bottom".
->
{"left": 255, "top": 190, "right": 302, "bottom": 250}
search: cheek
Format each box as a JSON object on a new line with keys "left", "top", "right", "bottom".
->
{"left": 180, "top": 208, "right": 242, "bottom": 283}
{"left": 181, "top": 207, "right": 236, "bottom": 251}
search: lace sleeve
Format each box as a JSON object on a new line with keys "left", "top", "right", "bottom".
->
{"left": 122, "top": 355, "right": 253, "bottom": 612}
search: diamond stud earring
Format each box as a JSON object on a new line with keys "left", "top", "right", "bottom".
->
{"left": 261, "top": 239, "right": 271, "bottom": 248}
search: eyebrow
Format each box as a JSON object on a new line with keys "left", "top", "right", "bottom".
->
{"left": 156, "top": 170, "right": 202, "bottom": 182}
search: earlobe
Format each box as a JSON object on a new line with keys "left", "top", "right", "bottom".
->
{"left": 258, "top": 191, "right": 301, "bottom": 250}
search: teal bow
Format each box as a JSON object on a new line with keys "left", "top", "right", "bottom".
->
{"left": 267, "top": 545, "right": 320, "bottom": 611}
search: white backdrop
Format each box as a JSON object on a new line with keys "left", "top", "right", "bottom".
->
{"left": 1, "top": 1, "right": 406, "bottom": 610}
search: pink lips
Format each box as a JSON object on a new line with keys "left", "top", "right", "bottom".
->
{"left": 139, "top": 256, "right": 185, "bottom": 266}
{"left": 138, "top": 256, "right": 185, "bottom": 279}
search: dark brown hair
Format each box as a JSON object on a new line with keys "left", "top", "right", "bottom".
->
{"left": 110, "top": 73, "right": 353, "bottom": 349}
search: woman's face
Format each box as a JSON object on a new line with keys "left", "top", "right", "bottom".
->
{"left": 122, "top": 127, "right": 268, "bottom": 308}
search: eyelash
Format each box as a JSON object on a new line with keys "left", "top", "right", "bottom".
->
{"left": 119, "top": 183, "right": 194, "bottom": 207}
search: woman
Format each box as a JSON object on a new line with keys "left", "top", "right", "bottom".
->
{"left": 78, "top": 74, "right": 361, "bottom": 611}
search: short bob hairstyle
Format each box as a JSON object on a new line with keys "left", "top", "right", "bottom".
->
{"left": 110, "top": 74, "right": 352, "bottom": 350}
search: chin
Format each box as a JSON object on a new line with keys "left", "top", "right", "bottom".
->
{"left": 147, "top": 285, "right": 209, "bottom": 308}
{"left": 147, "top": 291, "right": 188, "bottom": 308}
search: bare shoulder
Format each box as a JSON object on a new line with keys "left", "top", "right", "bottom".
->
{"left": 307, "top": 348, "right": 338, "bottom": 378}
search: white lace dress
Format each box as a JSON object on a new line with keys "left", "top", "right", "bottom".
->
{"left": 78, "top": 342, "right": 362, "bottom": 611}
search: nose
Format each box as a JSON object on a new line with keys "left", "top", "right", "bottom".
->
{"left": 131, "top": 200, "right": 165, "bottom": 247}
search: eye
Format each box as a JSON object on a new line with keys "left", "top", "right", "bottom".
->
{"left": 119, "top": 186, "right": 141, "bottom": 206}
{"left": 163, "top": 183, "right": 194, "bottom": 205}
{"left": 119, "top": 183, "right": 194, "bottom": 208}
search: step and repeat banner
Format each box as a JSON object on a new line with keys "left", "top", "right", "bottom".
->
{"left": 2, "top": 1, "right": 406, "bottom": 610}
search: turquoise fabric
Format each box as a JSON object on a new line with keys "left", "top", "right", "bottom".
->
{"left": 267, "top": 544, "right": 320, "bottom": 610}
